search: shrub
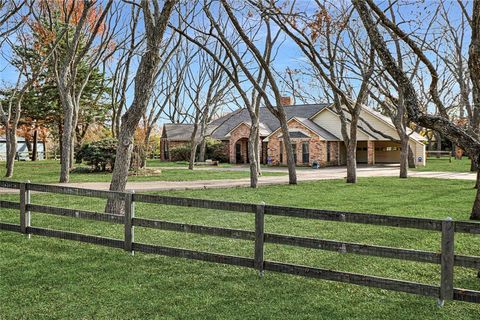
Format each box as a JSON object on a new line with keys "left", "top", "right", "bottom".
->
{"left": 170, "top": 144, "right": 191, "bottom": 161}
{"left": 205, "top": 139, "right": 229, "bottom": 163}
{"left": 75, "top": 138, "right": 117, "bottom": 172}
{"left": 169, "top": 139, "right": 229, "bottom": 163}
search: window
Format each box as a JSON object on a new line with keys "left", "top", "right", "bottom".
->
{"left": 327, "top": 141, "right": 331, "bottom": 162}
{"left": 302, "top": 142, "right": 309, "bottom": 164}
{"left": 235, "top": 143, "right": 242, "bottom": 164}
{"left": 279, "top": 141, "right": 283, "bottom": 163}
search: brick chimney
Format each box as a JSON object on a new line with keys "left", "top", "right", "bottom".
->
{"left": 280, "top": 96, "right": 293, "bottom": 106}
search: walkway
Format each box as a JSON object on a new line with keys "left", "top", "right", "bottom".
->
{"left": 1, "top": 166, "right": 476, "bottom": 194}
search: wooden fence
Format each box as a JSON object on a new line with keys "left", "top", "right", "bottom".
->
{"left": 1, "top": 180, "right": 480, "bottom": 305}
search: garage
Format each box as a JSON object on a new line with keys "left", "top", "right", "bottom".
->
{"left": 374, "top": 141, "right": 401, "bottom": 164}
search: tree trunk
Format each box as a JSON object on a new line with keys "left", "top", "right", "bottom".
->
{"left": 69, "top": 137, "right": 75, "bottom": 169}
{"left": 141, "top": 127, "right": 153, "bottom": 169}
{"left": 435, "top": 132, "right": 442, "bottom": 158}
{"left": 105, "top": 0, "right": 178, "bottom": 214}
{"left": 198, "top": 137, "right": 207, "bottom": 162}
{"left": 408, "top": 145, "right": 416, "bottom": 168}
{"left": 59, "top": 92, "right": 74, "bottom": 183}
{"left": 106, "top": 128, "right": 134, "bottom": 214}
{"left": 5, "top": 127, "right": 16, "bottom": 178}
{"left": 469, "top": 0, "right": 480, "bottom": 219}
{"left": 471, "top": 163, "right": 480, "bottom": 220}
{"left": 188, "top": 123, "right": 199, "bottom": 170}
{"left": 399, "top": 135, "right": 409, "bottom": 178}
{"left": 248, "top": 120, "right": 260, "bottom": 188}
{"left": 346, "top": 141, "right": 357, "bottom": 183}
{"left": 254, "top": 132, "right": 262, "bottom": 176}
{"left": 278, "top": 119, "right": 297, "bottom": 184}
{"left": 471, "top": 158, "right": 478, "bottom": 172}
{"left": 25, "top": 137, "right": 32, "bottom": 159}
{"left": 60, "top": 100, "right": 74, "bottom": 183}
{"left": 70, "top": 105, "right": 80, "bottom": 169}
{"left": 32, "top": 129, "right": 38, "bottom": 161}
{"left": 344, "top": 110, "right": 360, "bottom": 184}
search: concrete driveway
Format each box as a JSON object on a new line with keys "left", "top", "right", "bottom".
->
{"left": 1, "top": 165, "right": 475, "bottom": 194}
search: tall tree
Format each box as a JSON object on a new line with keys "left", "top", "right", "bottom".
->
{"left": 182, "top": 43, "right": 233, "bottom": 169}
{"left": 172, "top": 1, "right": 279, "bottom": 187}
{"left": 0, "top": 1, "right": 64, "bottom": 177}
{"left": 107, "top": 0, "right": 178, "bottom": 214}
{"left": 215, "top": 0, "right": 298, "bottom": 184}
{"left": 353, "top": 0, "right": 480, "bottom": 220}
{"left": 37, "top": 0, "right": 117, "bottom": 183}
{"left": 257, "top": 1, "right": 374, "bottom": 183}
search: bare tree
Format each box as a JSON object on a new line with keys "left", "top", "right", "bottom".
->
{"left": 172, "top": 1, "right": 282, "bottom": 187}
{"left": 109, "top": 4, "right": 142, "bottom": 138}
{"left": 140, "top": 77, "right": 170, "bottom": 166}
{"left": 183, "top": 46, "right": 233, "bottom": 169}
{"left": 37, "top": 0, "right": 118, "bottom": 183}
{"left": 215, "top": 0, "right": 298, "bottom": 184}
{"left": 353, "top": 0, "right": 480, "bottom": 220}
{"left": 365, "top": 0, "right": 441, "bottom": 178}
{"left": 258, "top": 1, "right": 374, "bottom": 183}
{"left": 107, "top": 0, "right": 178, "bottom": 214}
{"left": 0, "top": 0, "right": 29, "bottom": 48}
{"left": 0, "top": 2, "right": 65, "bottom": 177}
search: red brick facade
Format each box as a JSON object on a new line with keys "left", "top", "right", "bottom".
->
{"left": 265, "top": 119, "right": 340, "bottom": 167}
{"left": 228, "top": 123, "right": 253, "bottom": 164}
{"left": 162, "top": 119, "right": 377, "bottom": 167}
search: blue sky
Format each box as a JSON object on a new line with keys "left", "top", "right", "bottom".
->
{"left": 0, "top": 0, "right": 470, "bottom": 124}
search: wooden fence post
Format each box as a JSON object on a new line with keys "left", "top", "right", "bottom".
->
{"left": 255, "top": 201, "right": 265, "bottom": 277}
{"left": 124, "top": 191, "right": 135, "bottom": 255}
{"left": 438, "top": 217, "right": 454, "bottom": 307}
{"left": 20, "top": 181, "right": 31, "bottom": 237}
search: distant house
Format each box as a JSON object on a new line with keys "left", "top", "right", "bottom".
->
{"left": 0, "top": 136, "right": 46, "bottom": 161}
{"left": 161, "top": 100, "right": 427, "bottom": 167}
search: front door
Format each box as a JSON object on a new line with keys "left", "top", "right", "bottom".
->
{"left": 235, "top": 143, "right": 242, "bottom": 164}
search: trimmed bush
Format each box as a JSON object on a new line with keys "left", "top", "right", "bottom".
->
{"left": 169, "top": 139, "right": 229, "bottom": 163}
{"left": 170, "top": 144, "right": 191, "bottom": 162}
{"left": 75, "top": 138, "right": 117, "bottom": 172}
{"left": 205, "top": 139, "right": 229, "bottom": 163}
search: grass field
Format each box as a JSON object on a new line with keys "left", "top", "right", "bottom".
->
{"left": 0, "top": 160, "right": 281, "bottom": 183}
{"left": 1, "top": 177, "right": 480, "bottom": 319}
{"left": 415, "top": 157, "right": 472, "bottom": 173}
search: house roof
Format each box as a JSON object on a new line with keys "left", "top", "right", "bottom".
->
{"left": 361, "top": 106, "right": 427, "bottom": 142}
{"left": 296, "top": 117, "right": 341, "bottom": 140}
{"left": 0, "top": 136, "right": 26, "bottom": 142}
{"left": 162, "top": 124, "right": 197, "bottom": 141}
{"left": 289, "top": 131, "right": 310, "bottom": 139}
{"left": 210, "top": 104, "right": 330, "bottom": 139}
{"left": 264, "top": 116, "right": 341, "bottom": 141}
{"left": 161, "top": 102, "right": 428, "bottom": 144}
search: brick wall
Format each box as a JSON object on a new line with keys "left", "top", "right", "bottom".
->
{"left": 229, "top": 123, "right": 251, "bottom": 164}
{"left": 266, "top": 119, "right": 339, "bottom": 167}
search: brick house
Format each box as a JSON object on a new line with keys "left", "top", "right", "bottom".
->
{"left": 160, "top": 100, "right": 427, "bottom": 167}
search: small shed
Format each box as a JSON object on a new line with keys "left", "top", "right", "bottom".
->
{"left": 0, "top": 136, "right": 46, "bottom": 161}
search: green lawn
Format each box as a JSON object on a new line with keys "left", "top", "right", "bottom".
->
{"left": 1, "top": 177, "right": 480, "bottom": 319}
{"left": 0, "top": 160, "right": 281, "bottom": 183}
{"left": 415, "top": 157, "right": 472, "bottom": 173}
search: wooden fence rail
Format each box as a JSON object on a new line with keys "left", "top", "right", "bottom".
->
{"left": 0, "top": 180, "right": 479, "bottom": 305}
